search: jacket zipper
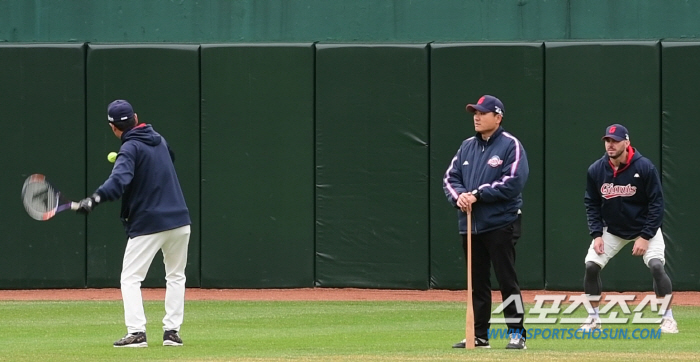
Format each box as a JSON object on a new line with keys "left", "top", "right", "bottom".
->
{"left": 473, "top": 140, "right": 487, "bottom": 234}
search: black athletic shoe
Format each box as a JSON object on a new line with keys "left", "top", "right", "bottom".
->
{"left": 163, "top": 330, "right": 183, "bottom": 346}
{"left": 113, "top": 332, "right": 147, "bottom": 348}
{"left": 505, "top": 334, "right": 526, "bottom": 350}
{"left": 452, "top": 337, "right": 490, "bottom": 348}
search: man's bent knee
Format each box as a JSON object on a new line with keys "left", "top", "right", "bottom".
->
{"left": 585, "top": 261, "right": 601, "bottom": 275}
{"left": 648, "top": 258, "right": 664, "bottom": 275}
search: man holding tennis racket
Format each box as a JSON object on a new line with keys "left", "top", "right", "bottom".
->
{"left": 76, "top": 99, "right": 191, "bottom": 347}
{"left": 443, "top": 95, "right": 529, "bottom": 350}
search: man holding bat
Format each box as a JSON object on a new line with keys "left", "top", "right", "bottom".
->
{"left": 76, "top": 100, "right": 191, "bottom": 347}
{"left": 443, "top": 95, "right": 529, "bottom": 349}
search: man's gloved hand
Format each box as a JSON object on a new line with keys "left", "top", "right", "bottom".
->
{"left": 76, "top": 194, "right": 101, "bottom": 215}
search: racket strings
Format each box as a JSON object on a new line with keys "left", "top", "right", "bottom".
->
{"left": 22, "top": 179, "right": 59, "bottom": 220}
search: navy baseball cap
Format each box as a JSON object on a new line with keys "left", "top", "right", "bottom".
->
{"left": 107, "top": 100, "right": 134, "bottom": 123}
{"left": 602, "top": 124, "right": 630, "bottom": 142}
{"left": 466, "top": 95, "right": 505, "bottom": 116}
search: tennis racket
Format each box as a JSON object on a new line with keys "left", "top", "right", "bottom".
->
{"left": 21, "top": 174, "right": 79, "bottom": 221}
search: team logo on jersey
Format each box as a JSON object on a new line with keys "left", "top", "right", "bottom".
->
{"left": 600, "top": 183, "right": 637, "bottom": 199}
{"left": 487, "top": 155, "right": 503, "bottom": 168}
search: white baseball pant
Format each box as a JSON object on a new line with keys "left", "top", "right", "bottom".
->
{"left": 585, "top": 227, "right": 665, "bottom": 268}
{"left": 121, "top": 225, "right": 190, "bottom": 333}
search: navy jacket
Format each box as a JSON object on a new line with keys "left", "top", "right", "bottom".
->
{"left": 95, "top": 124, "right": 191, "bottom": 238}
{"left": 443, "top": 126, "right": 529, "bottom": 235}
{"left": 585, "top": 147, "right": 663, "bottom": 241}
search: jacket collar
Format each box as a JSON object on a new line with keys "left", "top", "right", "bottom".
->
{"left": 475, "top": 126, "right": 504, "bottom": 145}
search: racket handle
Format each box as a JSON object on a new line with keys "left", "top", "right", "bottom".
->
{"left": 70, "top": 202, "right": 80, "bottom": 210}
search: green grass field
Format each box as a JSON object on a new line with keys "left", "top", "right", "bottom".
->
{"left": 0, "top": 300, "right": 697, "bottom": 362}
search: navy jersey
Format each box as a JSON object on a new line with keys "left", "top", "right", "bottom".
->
{"left": 584, "top": 147, "right": 663, "bottom": 240}
{"left": 95, "top": 124, "right": 191, "bottom": 238}
{"left": 443, "top": 126, "right": 529, "bottom": 235}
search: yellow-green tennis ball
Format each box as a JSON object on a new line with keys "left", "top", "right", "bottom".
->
{"left": 107, "top": 152, "right": 118, "bottom": 163}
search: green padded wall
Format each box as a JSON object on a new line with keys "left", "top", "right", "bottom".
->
{"left": 430, "top": 43, "right": 545, "bottom": 290}
{"left": 85, "top": 44, "right": 201, "bottom": 287}
{"left": 5, "top": 1, "right": 700, "bottom": 43}
{"left": 200, "top": 44, "right": 315, "bottom": 288}
{"left": 545, "top": 42, "right": 660, "bottom": 291}
{"left": 660, "top": 42, "right": 700, "bottom": 291}
{"left": 0, "top": 44, "right": 86, "bottom": 288}
{"left": 315, "top": 44, "right": 429, "bottom": 288}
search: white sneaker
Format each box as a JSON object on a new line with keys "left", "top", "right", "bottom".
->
{"left": 579, "top": 316, "right": 602, "bottom": 331}
{"left": 505, "top": 334, "right": 526, "bottom": 350}
{"left": 659, "top": 317, "right": 679, "bottom": 333}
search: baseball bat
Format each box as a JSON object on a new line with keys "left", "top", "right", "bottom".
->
{"left": 465, "top": 211, "right": 475, "bottom": 349}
